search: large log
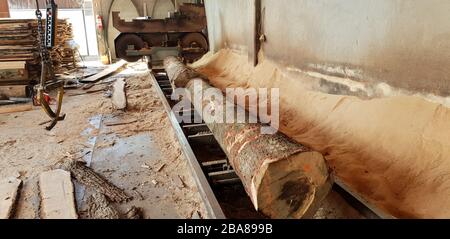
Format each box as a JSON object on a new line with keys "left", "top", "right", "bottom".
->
{"left": 164, "top": 57, "right": 333, "bottom": 218}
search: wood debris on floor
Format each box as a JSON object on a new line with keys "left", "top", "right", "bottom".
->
{"left": 0, "top": 62, "right": 208, "bottom": 219}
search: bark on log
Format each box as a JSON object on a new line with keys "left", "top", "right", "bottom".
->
{"left": 87, "top": 192, "right": 120, "bottom": 219}
{"left": 164, "top": 56, "right": 333, "bottom": 218}
{"left": 60, "top": 160, "right": 131, "bottom": 203}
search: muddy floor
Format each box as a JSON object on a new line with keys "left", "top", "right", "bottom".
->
{"left": 0, "top": 62, "right": 207, "bottom": 219}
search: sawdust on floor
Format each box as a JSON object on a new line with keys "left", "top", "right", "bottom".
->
{"left": 0, "top": 62, "right": 207, "bottom": 219}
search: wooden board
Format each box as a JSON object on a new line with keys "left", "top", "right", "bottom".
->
{"left": 0, "top": 104, "right": 32, "bottom": 114}
{"left": 79, "top": 60, "right": 127, "bottom": 83}
{"left": 39, "top": 169, "right": 78, "bottom": 219}
{"left": 112, "top": 78, "right": 127, "bottom": 110}
{"left": 0, "top": 85, "right": 27, "bottom": 98}
{"left": 0, "top": 178, "right": 22, "bottom": 219}
{"left": 0, "top": 61, "right": 25, "bottom": 70}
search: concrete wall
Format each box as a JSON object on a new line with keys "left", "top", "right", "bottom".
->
{"left": 205, "top": 0, "right": 450, "bottom": 97}
{"left": 205, "top": 0, "right": 249, "bottom": 53}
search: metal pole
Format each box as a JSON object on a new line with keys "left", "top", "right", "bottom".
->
{"left": 81, "top": 0, "right": 90, "bottom": 56}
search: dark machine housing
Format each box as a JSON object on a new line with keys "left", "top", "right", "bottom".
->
{"left": 113, "top": 3, "right": 209, "bottom": 65}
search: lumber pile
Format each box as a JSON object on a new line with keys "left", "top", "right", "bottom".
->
{"left": 0, "top": 18, "right": 78, "bottom": 92}
{"left": 164, "top": 57, "right": 333, "bottom": 219}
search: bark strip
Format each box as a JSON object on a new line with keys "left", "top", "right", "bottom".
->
{"left": 60, "top": 160, "right": 131, "bottom": 203}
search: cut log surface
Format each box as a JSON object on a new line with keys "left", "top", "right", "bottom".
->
{"left": 39, "top": 170, "right": 78, "bottom": 219}
{"left": 164, "top": 57, "right": 333, "bottom": 218}
{"left": 0, "top": 178, "right": 22, "bottom": 219}
{"left": 112, "top": 78, "right": 127, "bottom": 110}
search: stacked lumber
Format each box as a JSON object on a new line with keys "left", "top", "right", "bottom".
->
{"left": 0, "top": 18, "right": 78, "bottom": 89}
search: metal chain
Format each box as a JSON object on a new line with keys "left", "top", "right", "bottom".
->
{"left": 35, "top": 0, "right": 53, "bottom": 87}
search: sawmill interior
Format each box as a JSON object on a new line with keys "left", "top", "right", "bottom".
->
{"left": 0, "top": 0, "right": 449, "bottom": 223}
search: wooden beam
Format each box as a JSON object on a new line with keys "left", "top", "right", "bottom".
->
{"left": 0, "top": 104, "right": 33, "bottom": 114}
{"left": 39, "top": 170, "right": 78, "bottom": 219}
{"left": 0, "top": 61, "right": 26, "bottom": 70}
{"left": 0, "top": 85, "right": 27, "bottom": 98}
{"left": 0, "top": 178, "right": 22, "bottom": 219}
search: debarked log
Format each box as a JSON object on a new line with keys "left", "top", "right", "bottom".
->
{"left": 164, "top": 56, "right": 333, "bottom": 218}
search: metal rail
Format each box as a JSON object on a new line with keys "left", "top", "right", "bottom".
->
{"left": 150, "top": 71, "right": 226, "bottom": 219}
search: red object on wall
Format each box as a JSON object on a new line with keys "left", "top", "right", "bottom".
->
{"left": 96, "top": 15, "right": 104, "bottom": 31}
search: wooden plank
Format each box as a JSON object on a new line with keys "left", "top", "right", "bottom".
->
{"left": 0, "top": 104, "right": 33, "bottom": 114}
{"left": 80, "top": 60, "right": 127, "bottom": 83}
{"left": 0, "top": 85, "right": 27, "bottom": 98}
{"left": 39, "top": 169, "right": 78, "bottom": 219}
{"left": 0, "top": 61, "right": 26, "bottom": 70}
{"left": 0, "top": 178, "right": 22, "bottom": 219}
{"left": 111, "top": 78, "right": 127, "bottom": 110}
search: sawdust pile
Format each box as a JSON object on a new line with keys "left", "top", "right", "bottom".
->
{"left": 194, "top": 49, "right": 450, "bottom": 219}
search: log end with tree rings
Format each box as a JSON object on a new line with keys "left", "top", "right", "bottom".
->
{"left": 254, "top": 151, "right": 333, "bottom": 219}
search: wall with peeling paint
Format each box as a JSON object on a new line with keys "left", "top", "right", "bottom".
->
{"left": 205, "top": 0, "right": 450, "bottom": 97}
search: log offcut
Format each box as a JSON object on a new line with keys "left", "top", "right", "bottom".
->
{"left": 164, "top": 57, "right": 333, "bottom": 219}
